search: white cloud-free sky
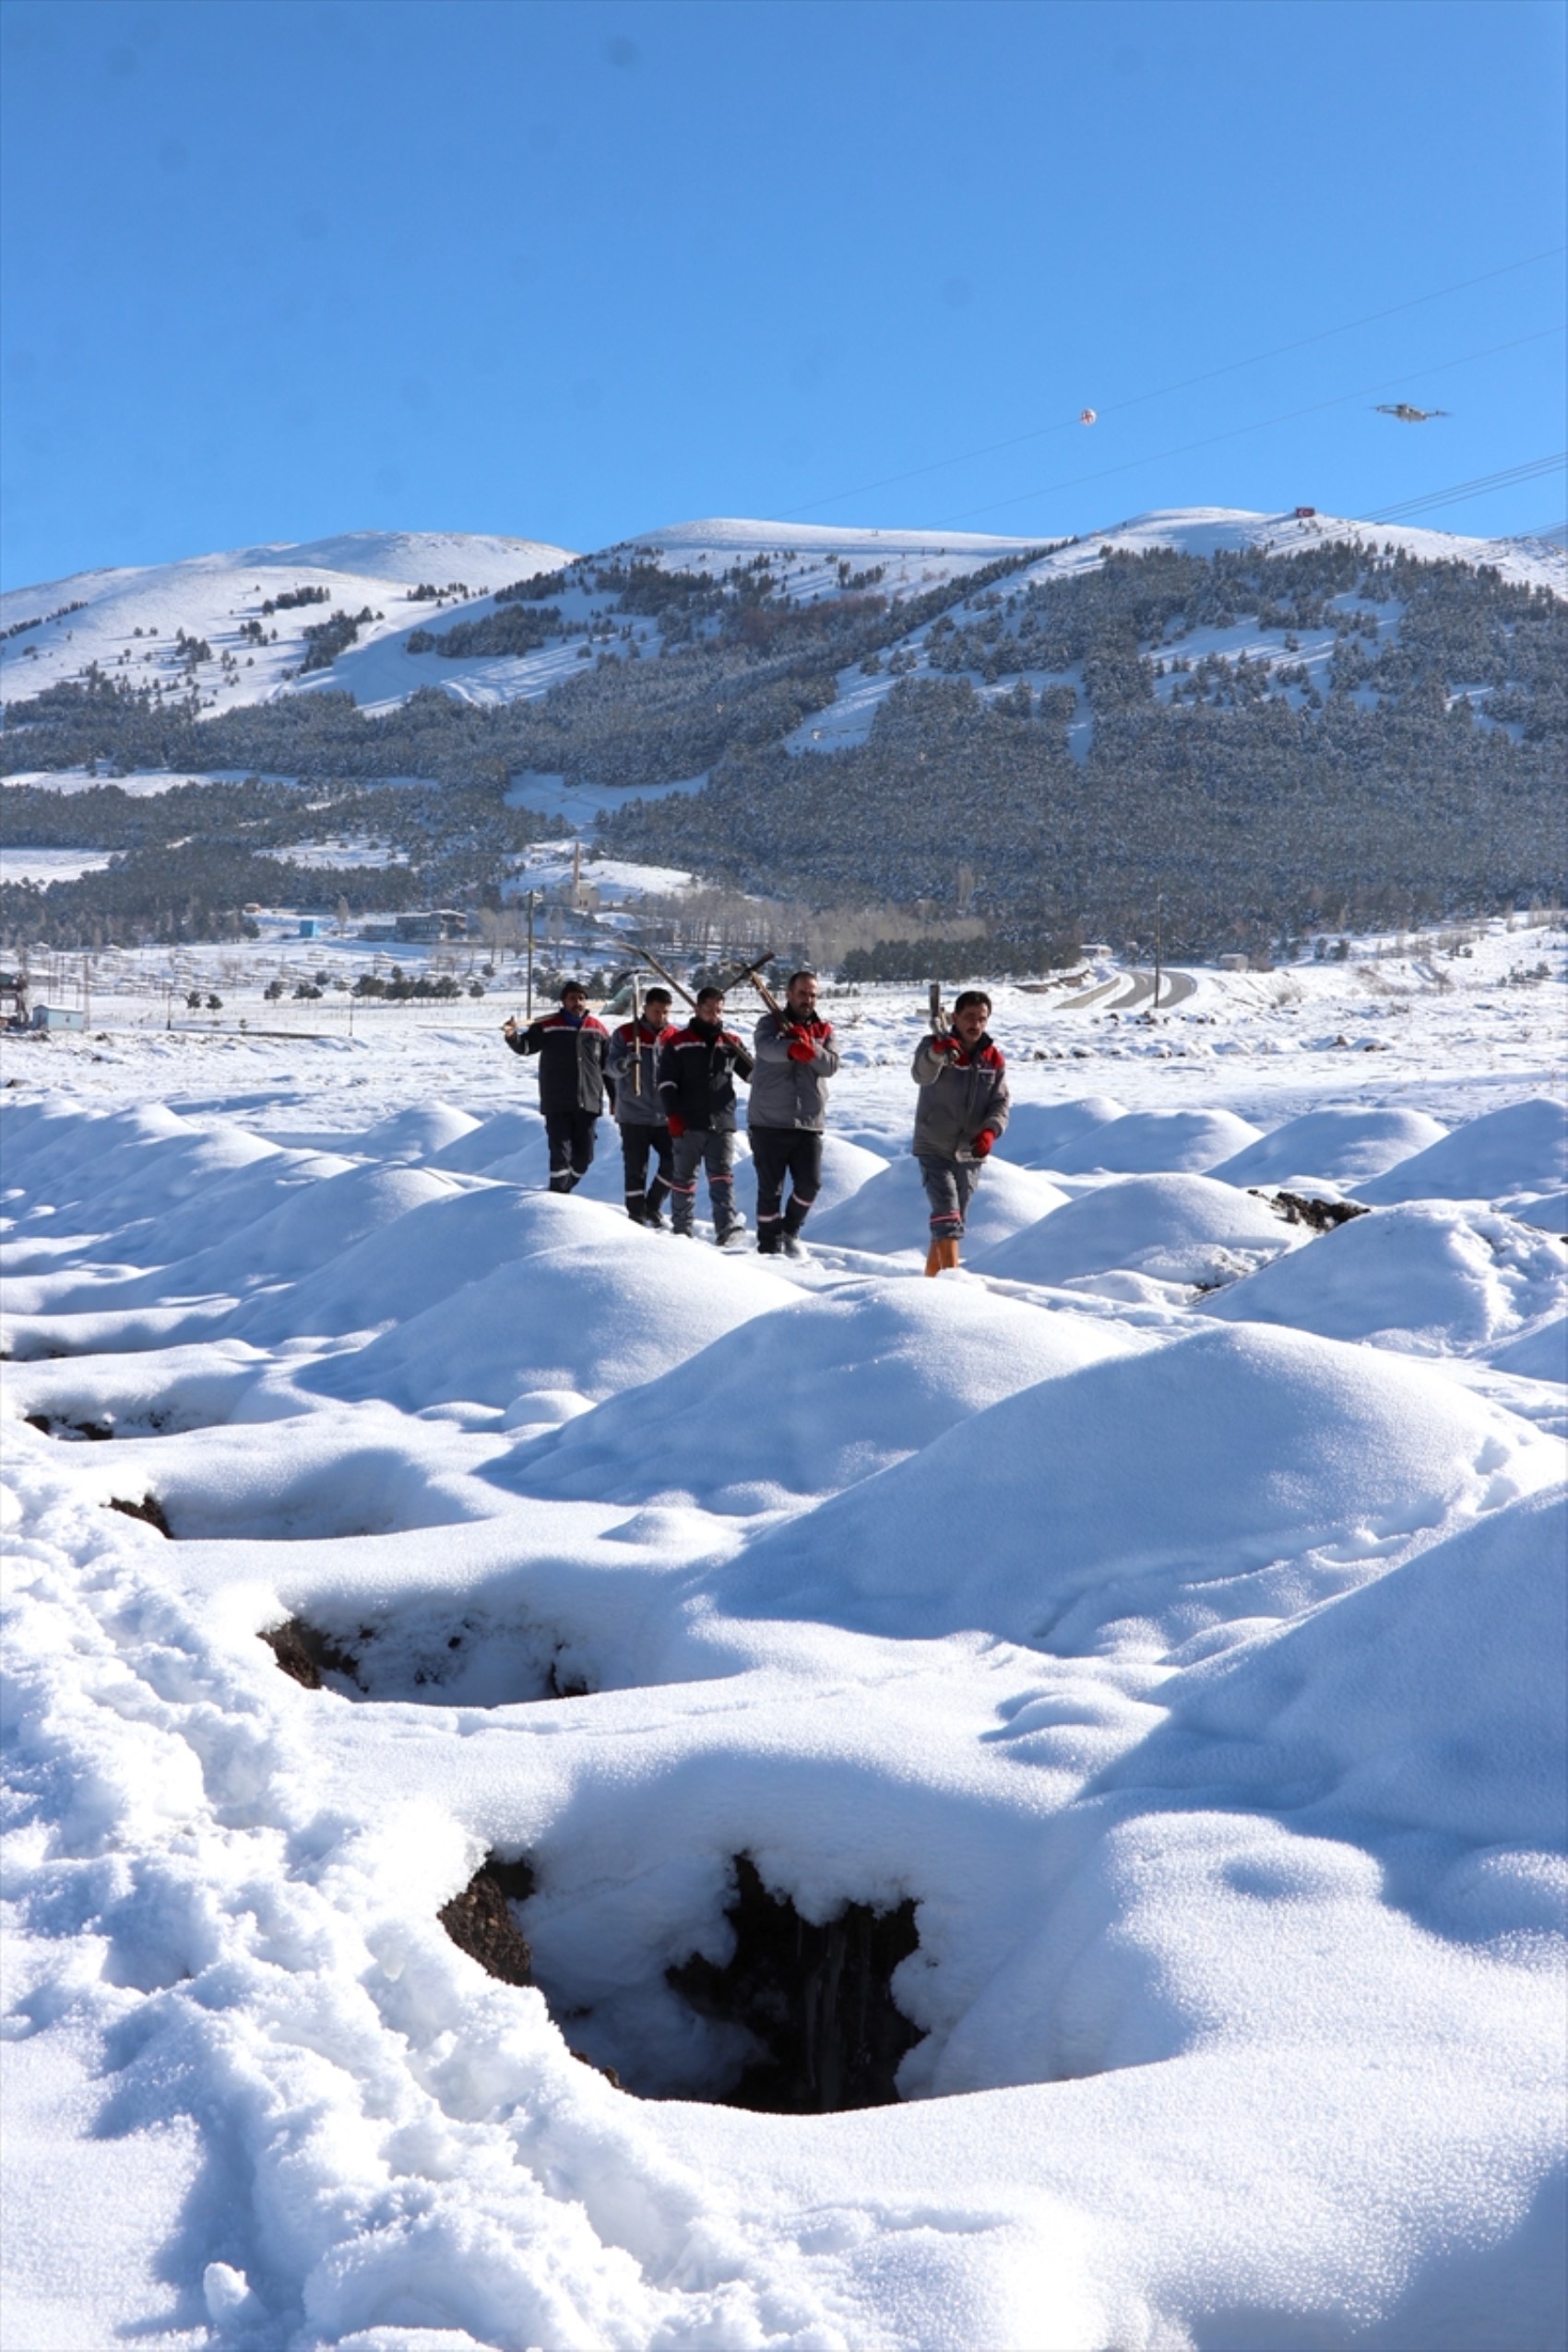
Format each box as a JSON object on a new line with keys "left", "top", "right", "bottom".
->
{"left": 1, "top": 0, "right": 1562, "bottom": 588}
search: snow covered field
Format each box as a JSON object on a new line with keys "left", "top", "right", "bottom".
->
{"left": 3, "top": 923, "right": 1565, "bottom": 2351}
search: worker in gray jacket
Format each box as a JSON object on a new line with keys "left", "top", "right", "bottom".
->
{"left": 749, "top": 969, "right": 840, "bottom": 1256}
{"left": 910, "top": 988, "right": 1010, "bottom": 1274}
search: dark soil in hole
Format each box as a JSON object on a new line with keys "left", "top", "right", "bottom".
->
{"left": 1257, "top": 1189, "right": 1371, "bottom": 1233}
{"left": 261, "top": 1617, "right": 364, "bottom": 1691}
{"left": 106, "top": 1493, "right": 172, "bottom": 1537}
{"left": 26, "top": 1411, "right": 113, "bottom": 1441}
{"left": 434, "top": 1858, "right": 621, "bottom": 2084}
{"left": 438, "top": 1853, "right": 537, "bottom": 1987}
{"left": 253, "top": 1614, "right": 591, "bottom": 1707}
{"left": 669, "top": 1854, "right": 921, "bottom": 2114}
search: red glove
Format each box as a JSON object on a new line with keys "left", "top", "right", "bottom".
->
{"left": 787, "top": 1039, "right": 815, "bottom": 1063}
{"left": 930, "top": 1033, "right": 960, "bottom": 1055}
{"left": 971, "top": 1128, "right": 996, "bottom": 1158}
{"left": 666, "top": 1113, "right": 685, "bottom": 1139}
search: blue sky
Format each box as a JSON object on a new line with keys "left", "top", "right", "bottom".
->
{"left": 2, "top": 0, "right": 1562, "bottom": 588}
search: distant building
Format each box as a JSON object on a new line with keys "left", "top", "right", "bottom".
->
{"left": 297, "top": 916, "right": 325, "bottom": 938}
{"left": 31, "top": 1004, "right": 87, "bottom": 1031}
{"left": 0, "top": 968, "right": 29, "bottom": 1028}
{"left": 393, "top": 909, "right": 470, "bottom": 943}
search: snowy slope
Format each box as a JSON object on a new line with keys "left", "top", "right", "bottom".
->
{"left": 3, "top": 955, "right": 1565, "bottom": 2351}
{"left": 7, "top": 508, "right": 1557, "bottom": 730}
{"left": 0, "top": 529, "right": 574, "bottom": 715}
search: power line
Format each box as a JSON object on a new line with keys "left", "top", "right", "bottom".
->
{"left": 777, "top": 245, "right": 1566, "bottom": 522}
{"left": 1358, "top": 452, "right": 1566, "bottom": 526}
{"left": 930, "top": 326, "right": 1566, "bottom": 528}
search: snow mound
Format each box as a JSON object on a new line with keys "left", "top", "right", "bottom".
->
{"left": 4, "top": 1339, "right": 268, "bottom": 1438}
{"left": 1209, "top": 1106, "right": 1448, "bottom": 1187}
{"left": 971, "top": 1173, "right": 1295, "bottom": 1289}
{"left": 1356, "top": 1097, "right": 1568, "bottom": 1206}
{"left": 809, "top": 1155, "right": 1065, "bottom": 1254}
{"left": 233, "top": 1185, "right": 632, "bottom": 1345}
{"left": 71, "top": 1404, "right": 502, "bottom": 1539}
{"left": 352, "top": 1102, "right": 482, "bottom": 1162}
{"left": 1489, "top": 1315, "right": 1568, "bottom": 1384}
{"left": 1, "top": 1103, "right": 279, "bottom": 1227}
{"left": 308, "top": 1229, "right": 788, "bottom": 1412}
{"left": 992, "top": 1096, "right": 1127, "bottom": 1168}
{"left": 1508, "top": 1189, "right": 1568, "bottom": 1235}
{"left": 1206, "top": 1204, "right": 1568, "bottom": 1357}
{"left": 1141, "top": 1484, "right": 1568, "bottom": 1858}
{"left": 1, "top": 1158, "right": 453, "bottom": 1316}
{"left": 506, "top": 1278, "right": 1143, "bottom": 1511}
{"left": 1049, "top": 1107, "right": 1262, "bottom": 1175}
{"left": 427, "top": 1110, "right": 546, "bottom": 1173}
{"left": 728, "top": 1322, "right": 1560, "bottom": 1653}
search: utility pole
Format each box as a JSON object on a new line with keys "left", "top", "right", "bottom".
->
{"left": 1153, "top": 890, "right": 1164, "bottom": 1012}
{"left": 526, "top": 890, "right": 537, "bottom": 1022}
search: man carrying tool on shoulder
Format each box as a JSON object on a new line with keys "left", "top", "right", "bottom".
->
{"left": 657, "top": 986, "right": 754, "bottom": 1244}
{"left": 608, "top": 983, "right": 677, "bottom": 1226}
{"left": 910, "top": 987, "right": 1010, "bottom": 1273}
{"left": 748, "top": 968, "right": 838, "bottom": 1257}
{"left": 502, "top": 978, "right": 612, "bottom": 1194}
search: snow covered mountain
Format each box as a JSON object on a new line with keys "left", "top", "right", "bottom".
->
{"left": 0, "top": 528, "right": 575, "bottom": 715}
{"left": 3, "top": 507, "right": 1563, "bottom": 966}
{"left": 3, "top": 508, "right": 1561, "bottom": 719}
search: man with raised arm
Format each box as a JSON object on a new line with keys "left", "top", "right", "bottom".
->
{"left": 608, "top": 984, "right": 677, "bottom": 1226}
{"left": 910, "top": 987, "right": 1010, "bottom": 1273}
{"left": 502, "top": 979, "right": 612, "bottom": 1194}
{"left": 748, "top": 968, "right": 839, "bottom": 1257}
{"left": 656, "top": 986, "right": 754, "bottom": 1244}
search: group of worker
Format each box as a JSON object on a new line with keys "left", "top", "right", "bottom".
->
{"left": 502, "top": 969, "right": 1009, "bottom": 1274}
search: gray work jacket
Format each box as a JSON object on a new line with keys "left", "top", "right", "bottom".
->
{"left": 747, "top": 1011, "right": 840, "bottom": 1133}
{"left": 608, "top": 1020, "right": 675, "bottom": 1126}
{"left": 910, "top": 1033, "right": 1011, "bottom": 1160}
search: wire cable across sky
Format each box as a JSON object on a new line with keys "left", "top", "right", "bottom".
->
{"left": 1358, "top": 453, "right": 1567, "bottom": 527}
{"left": 778, "top": 245, "right": 1567, "bottom": 523}
{"left": 929, "top": 326, "right": 1567, "bottom": 529}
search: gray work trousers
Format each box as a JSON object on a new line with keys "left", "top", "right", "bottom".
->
{"left": 919, "top": 1154, "right": 982, "bottom": 1240}
{"left": 670, "top": 1129, "right": 742, "bottom": 1237}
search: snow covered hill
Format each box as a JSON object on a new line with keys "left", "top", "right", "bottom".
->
{"left": 0, "top": 529, "right": 574, "bottom": 715}
{"left": 6, "top": 508, "right": 1561, "bottom": 721}
{"left": 4, "top": 506, "right": 1563, "bottom": 968}
{"left": 3, "top": 974, "right": 1565, "bottom": 2350}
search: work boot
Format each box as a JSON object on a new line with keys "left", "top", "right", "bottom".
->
{"left": 755, "top": 1229, "right": 781, "bottom": 1255}
{"left": 781, "top": 1230, "right": 805, "bottom": 1260}
{"left": 924, "top": 1237, "right": 961, "bottom": 1276}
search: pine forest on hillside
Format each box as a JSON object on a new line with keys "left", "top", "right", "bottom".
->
{"left": 2, "top": 538, "right": 1562, "bottom": 962}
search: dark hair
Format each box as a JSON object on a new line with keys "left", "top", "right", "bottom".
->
{"left": 558, "top": 978, "right": 588, "bottom": 998}
{"left": 786, "top": 968, "right": 817, "bottom": 989}
{"left": 953, "top": 989, "right": 992, "bottom": 1015}
{"left": 695, "top": 986, "right": 724, "bottom": 1008}
{"left": 644, "top": 985, "right": 671, "bottom": 1004}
